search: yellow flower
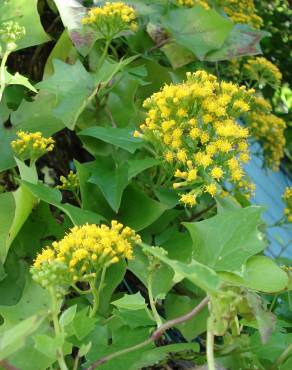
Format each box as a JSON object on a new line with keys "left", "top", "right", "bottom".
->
{"left": 176, "top": 0, "right": 210, "bottom": 9}
{"left": 141, "top": 70, "right": 254, "bottom": 205}
{"left": 187, "top": 169, "right": 198, "bottom": 181}
{"left": 82, "top": 2, "right": 137, "bottom": 38}
{"left": 11, "top": 131, "right": 54, "bottom": 162}
{"left": 177, "top": 150, "right": 188, "bottom": 163}
{"left": 31, "top": 221, "right": 140, "bottom": 289}
{"left": 205, "top": 183, "right": 217, "bottom": 197}
{"left": 232, "top": 100, "right": 250, "bottom": 114}
{"left": 211, "top": 166, "right": 223, "bottom": 180}
{"left": 57, "top": 171, "right": 79, "bottom": 192}
{"left": 219, "top": 0, "right": 263, "bottom": 28}
{"left": 180, "top": 193, "right": 197, "bottom": 206}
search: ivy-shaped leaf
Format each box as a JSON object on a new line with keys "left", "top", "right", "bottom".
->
{"left": 161, "top": 6, "right": 233, "bottom": 60}
{"left": 184, "top": 206, "right": 266, "bottom": 272}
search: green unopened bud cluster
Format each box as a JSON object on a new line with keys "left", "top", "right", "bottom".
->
{"left": 31, "top": 260, "right": 70, "bottom": 299}
{"left": 0, "top": 21, "right": 25, "bottom": 53}
{"left": 57, "top": 170, "right": 79, "bottom": 192}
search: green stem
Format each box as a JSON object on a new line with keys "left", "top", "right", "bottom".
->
{"left": 0, "top": 50, "right": 10, "bottom": 102}
{"left": 271, "top": 343, "right": 292, "bottom": 370}
{"left": 72, "top": 283, "right": 92, "bottom": 295}
{"left": 147, "top": 271, "right": 162, "bottom": 327}
{"left": 96, "top": 39, "right": 111, "bottom": 71}
{"left": 73, "top": 352, "right": 80, "bottom": 370}
{"left": 49, "top": 289, "right": 68, "bottom": 370}
{"left": 207, "top": 326, "right": 216, "bottom": 370}
{"left": 73, "top": 190, "right": 82, "bottom": 207}
{"left": 90, "top": 267, "right": 107, "bottom": 318}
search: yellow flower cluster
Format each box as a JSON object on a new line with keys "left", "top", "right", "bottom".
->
{"left": 219, "top": 0, "right": 263, "bottom": 29}
{"left": 140, "top": 70, "right": 255, "bottom": 206}
{"left": 245, "top": 96, "right": 286, "bottom": 171}
{"left": 243, "top": 57, "right": 282, "bottom": 89}
{"left": 31, "top": 221, "right": 140, "bottom": 290}
{"left": 176, "top": 0, "right": 210, "bottom": 9}
{"left": 283, "top": 187, "right": 292, "bottom": 223}
{"left": 82, "top": 2, "right": 137, "bottom": 37}
{"left": 57, "top": 171, "right": 79, "bottom": 192}
{"left": 11, "top": 131, "right": 54, "bottom": 162}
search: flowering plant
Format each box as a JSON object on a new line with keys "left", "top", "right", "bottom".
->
{"left": 0, "top": 2, "right": 291, "bottom": 370}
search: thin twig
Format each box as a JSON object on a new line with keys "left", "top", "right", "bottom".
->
{"left": 86, "top": 296, "right": 209, "bottom": 370}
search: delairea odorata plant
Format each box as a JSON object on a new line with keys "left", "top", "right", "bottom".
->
{"left": 137, "top": 70, "right": 256, "bottom": 206}
{"left": 30, "top": 221, "right": 140, "bottom": 370}
{"left": 0, "top": 1, "right": 291, "bottom": 370}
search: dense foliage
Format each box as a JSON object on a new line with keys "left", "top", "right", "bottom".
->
{"left": 0, "top": 1, "right": 291, "bottom": 370}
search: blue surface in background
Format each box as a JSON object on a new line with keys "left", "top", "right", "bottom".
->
{"left": 245, "top": 143, "right": 292, "bottom": 258}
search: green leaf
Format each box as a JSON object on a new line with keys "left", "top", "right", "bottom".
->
{"left": 106, "top": 72, "right": 143, "bottom": 127}
{"left": 75, "top": 160, "right": 115, "bottom": 220}
{"left": 0, "top": 315, "right": 44, "bottom": 361}
{"left": 243, "top": 256, "right": 289, "bottom": 292}
{"left": 99, "top": 261, "right": 127, "bottom": 315}
{"left": 79, "top": 126, "right": 143, "bottom": 154}
{"left": 4, "top": 70, "right": 37, "bottom": 92}
{"left": 141, "top": 243, "right": 220, "bottom": 293}
{"left": 147, "top": 22, "right": 196, "bottom": 69}
{"left": 79, "top": 342, "right": 92, "bottom": 357}
{"left": 85, "top": 326, "right": 154, "bottom": 370}
{"left": 129, "top": 343, "right": 199, "bottom": 370}
{"left": 250, "top": 332, "right": 292, "bottom": 363}
{"left": 161, "top": 6, "right": 233, "bottom": 60}
{"left": 33, "top": 334, "right": 63, "bottom": 360}
{"left": 0, "top": 252, "right": 26, "bottom": 306}
{"left": 118, "top": 186, "right": 168, "bottom": 231}
{"left": 89, "top": 158, "right": 129, "bottom": 212}
{"left": 43, "top": 30, "right": 78, "bottom": 78}
{"left": 220, "top": 256, "right": 289, "bottom": 293}
{"left": 37, "top": 60, "right": 95, "bottom": 129}
{"left": 72, "top": 308, "right": 97, "bottom": 340}
{"left": 0, "top": 193, "right": 16, "bottom": 263}
{"left": 162, "top": 41, "right": 196, "bottom": 69}
{"left": 112, "top": 292, "right": 147, "bottom": 311}
{"left": 127, "top": 158, "right": 159, "bottom": 179}
{"left": 165, "top": 293, "right": 208, "bottom": 340}
{"left": 0, "top": 93, "right": 64, "bottom": 172}
{"left": 59, "top": 305, "right": 77, "bottom": 328}
{"left": 129, "top": 247, "right": 174, "bottom": 299}
{"left": 205, "top": 24, "right": 269, "bottom": 62}
{"left": 114, "top": 308, "right": 155, "bottom": 328}
{"left": 0, "top": 0, "right": 49, "bottom": 50}
{"left": 0, "top": 278, "right": 50, "bottom": 328}
{"left": 0, "top": 160, "right": 37, "bottom": 263}
{"left": 22, "top": 181, "right": 104, "bottom": 226}
{"left": 88, "top": 157, "right": 159, "bottom": 213}
{"left": 184, "top": 206, "right": 266, "bottom": 272}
